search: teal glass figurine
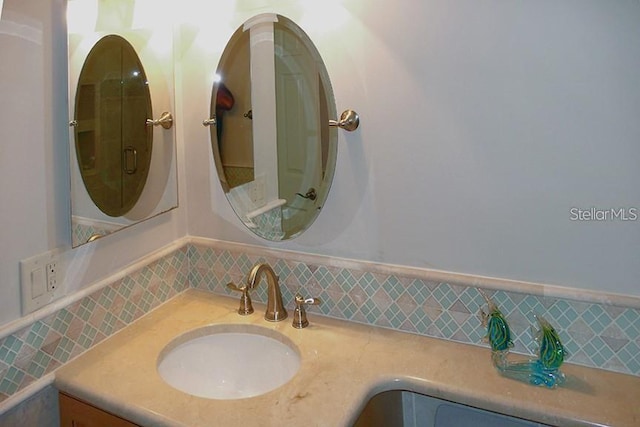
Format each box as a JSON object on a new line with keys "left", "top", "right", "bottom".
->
{"left": 478, "top": 289, "right": 566, "bottom": 388}
{"left": 479, "top": 290, "right": 513, "bottom": 369}
{"left": 535, "top": 315, "right": 566, "bottom": 370}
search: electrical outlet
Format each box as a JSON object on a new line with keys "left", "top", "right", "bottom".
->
{"left": 20, "top": 249, "right": 65, "bottom": 315}
{"left": 46, "top": 262, "right": 57, "bottom": 292}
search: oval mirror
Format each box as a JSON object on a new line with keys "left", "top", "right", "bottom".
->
{"left": 73, "top": 35, "right": 152, "bottom": 217}
{"left": 67, "top": 0, "right": 179, "bottom": 249}
{"left": 209, "top": 14, "right": 338, "bottom": 241}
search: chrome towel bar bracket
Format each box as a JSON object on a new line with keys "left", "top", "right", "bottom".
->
{"left": 146, "top": 111, "right": 173, "bottom": 129}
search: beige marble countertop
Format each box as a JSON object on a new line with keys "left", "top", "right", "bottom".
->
{"left": 54, "top": 290, "right": 639, "bottom": 427}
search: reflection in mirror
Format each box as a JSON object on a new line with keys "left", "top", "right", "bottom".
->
{"left": 209, "top": 14, "right": 337, "bottom": 241}
{"left": 67, "top": 0, "right": 178, "bottom": 247}
{"left": 73, "top": 35, "right": 152, "bottom": 217}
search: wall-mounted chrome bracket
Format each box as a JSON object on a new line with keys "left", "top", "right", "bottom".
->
{"left": 329, "top": 109, "right": 360, "bottom": 132}
{"left": 146, "top": 111, "right": 173, "bottom": 129}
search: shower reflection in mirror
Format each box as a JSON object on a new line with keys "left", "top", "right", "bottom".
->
{"left": 67, "top": 0, "right": 178, "bottom": 248}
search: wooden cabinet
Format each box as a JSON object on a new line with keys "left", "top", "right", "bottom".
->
{"left": 59, "top": 392, "right": 141, "bottom": 427}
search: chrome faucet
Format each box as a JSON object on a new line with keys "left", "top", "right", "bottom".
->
{"left": 247, "top": 263, "right": 288, "bottom": 322}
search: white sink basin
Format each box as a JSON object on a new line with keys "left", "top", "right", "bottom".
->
{"left": 157, "top": 324, "right": 300, "bottom": 400}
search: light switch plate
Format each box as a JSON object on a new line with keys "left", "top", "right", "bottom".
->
{"left": 20, "top": 249, "right": 65, "bottom": 315}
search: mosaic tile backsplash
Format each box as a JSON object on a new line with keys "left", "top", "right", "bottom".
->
{"left": 188, "top": 244, "right": 640, "bottom": 376}
{"left": 1, "top": 242, "right": 639, "bottom": 405}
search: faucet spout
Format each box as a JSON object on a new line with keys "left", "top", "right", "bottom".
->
{"left": 247, "top": 263, "right": 288, "bottom": 322}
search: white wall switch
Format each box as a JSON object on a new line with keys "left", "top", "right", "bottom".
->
{"left": 20, "top": 249, "right": 65, "bottom": 315}
{"left": 31, "top": 267, "right": 46, "bottom": 298}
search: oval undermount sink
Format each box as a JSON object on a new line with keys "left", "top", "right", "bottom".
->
{"left": 157, "top": 324, "right": 300, "bottom": 400}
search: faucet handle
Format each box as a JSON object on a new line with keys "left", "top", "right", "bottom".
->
{"left": 292, "top": 293, "right": 321, "bottom": 329}
{"left": 226, "top": 282, "right": 254, "bottom": 315}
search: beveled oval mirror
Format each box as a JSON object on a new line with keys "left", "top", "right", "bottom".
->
{"left": 67, "top": 0, "right": 179, "bottom": 248}
{"left": 209, "top": 14, "right": 338, "bottom": 241}
{"left": 73, "top": 34, "right": 152, "bottom": 217}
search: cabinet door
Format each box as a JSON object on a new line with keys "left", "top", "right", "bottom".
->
{"left": 59, "top": 392, "right": 140, "bottom": 427}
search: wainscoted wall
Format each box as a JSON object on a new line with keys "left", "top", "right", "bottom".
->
{"left": 1, "top": 238, "right": 639, "bottom": 420}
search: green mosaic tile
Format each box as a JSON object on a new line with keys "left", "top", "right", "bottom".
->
{"left": 624, "top": 357, "right": 640, "bottom": 374}
{"left": 616, "top": 309, "right": 640, "bottom": 337}
{"left": 77, "top": 298, "right": 97, "bottom": 322}
{"left": 313, "top": 266, "right": 335, "bottom": 289}
{"left": 176, "top": 270, "right": 188, "bottom": 285}
{"left": 582, "top": 305, "right": 613, "bottom": 334}
{"left": 316, "top": 291, "right": 336, "bottom": 315}
{"left": 0, "top": 336, "right": 23, "bottom": 366}
{"left": 461, "top": 320, "right": 484, "bottom": 343}
{"left": 457, "top": 287, "right": 482, "bottom": 312}
{"left": 549, "top": 301, "right": 578, "bottom": 330}
{"left": 291, "top": 264, "right": 311, "bottom": 284}
{"left": 236, "top": 254, "right": 252, "bottom": 273}
{"left": 139, "top": 291, "right": 155, "bottom": 312}
{"left": 588, "top": 339, "right": 614, "bottom": 367}
{"left": 97, "top": 287, "right": 116, "bottom": 310}
{"left": 402, "top": 280, "right": 425, "bottom": 306}
{"left": 137, "top": 272, "right": 151, "bottom": 287}
{"left": 117, "top": 302, "right": 132, "bottom": 323}
{"left": 100, "top": 312, "right": 118, "bottom": 336}
{"left": 271, "top": 259, "right": 290, "bottom": 279}
{"left": 220, "top": 251, "right": 234, "bottom": 270}
{"left": 189, "top": 268, "right": 204, "bottom": 285}
{"left": 50, "top": 310, "right": 74, "bottom": 335}
{"left": 382, "top": 276, "right": 403, "bottom": 300}
{"left": 562, "top": 337, "right": 581, "bottom": 356}
{"left": 358, "top": 272, "right": 378, "bottom": 297}
{"left": 52, "top": 337, "right": 74, "bottom": 362}
{"left": 518, "top": 295, "right": 545, "bottom": 316}
{"left": 0, "top": 367, "right": 25, "bottom": 395}
{"left": 363, "top": 306, "right": 382, "bottom": 324}
{"left": 434, "top": 312, "right": 457, "bottom": 337}
{"left": 157, "top": 281, "right": 171, "bottom": 301}
{"left": 26, "top": 351, "right": 51, "bottom": 378}
{"left": 336, "top": 296, "right": 358, "bottom": 319}
{"left": 78, "top": 324, "right": 98, "bottom": 350}
{"left": 385, "top": 303, "right": 406, "bottom": 329}
{"left": 186, "top": 245, "right": 199, "bottom": 263}
{"left": 492, "top": 291, "right": 515, "bottom": 313}
{"left": 432, "top": 285, "right": 456, "bottom": 309}
{"left": 117, "top": 277, "right": 136, "bottom": 299}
